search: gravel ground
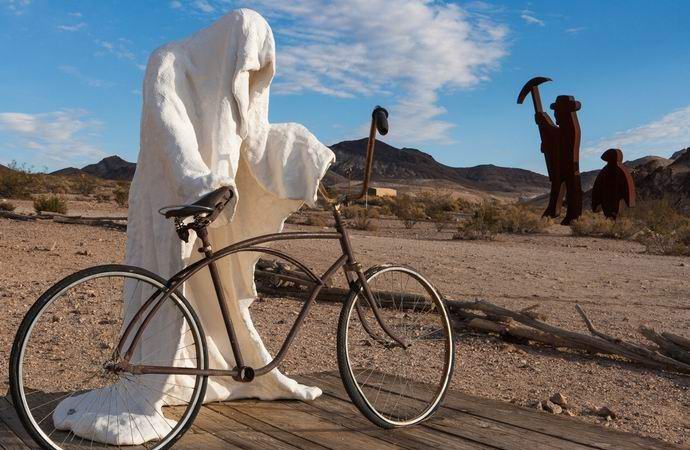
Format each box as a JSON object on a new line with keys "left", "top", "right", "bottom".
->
{"left": 0, "top": 213, "right": 688, "bottom": 446}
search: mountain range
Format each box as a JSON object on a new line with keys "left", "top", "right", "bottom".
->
{"left": 3, "top": 140, "right": 687, "bottom": 208}
{"left": 51, "top": 156, "right": 136, "bottom": 181}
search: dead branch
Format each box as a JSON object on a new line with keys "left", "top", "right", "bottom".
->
{"left": 662, "top": 331, "right": 690, "bottom": 352}
{"left": 639, "top": 326, "right": 690, "bottom": 365}
{"left": 0, "top": 210, "right": 36, "bottom": 221}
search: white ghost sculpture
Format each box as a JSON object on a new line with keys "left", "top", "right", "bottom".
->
{"left": 54, "top": 9, "right": 334, "bottom": 445}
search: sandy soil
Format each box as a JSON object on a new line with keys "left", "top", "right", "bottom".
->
{"left": 0, "top": 212, "right": 688, "bottom": 446}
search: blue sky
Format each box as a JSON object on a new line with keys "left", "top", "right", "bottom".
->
{"left": 1, "top": 0, "right": 689, "bottom": 174}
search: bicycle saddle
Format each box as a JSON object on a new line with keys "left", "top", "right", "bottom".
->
{"left": 158, "top": 186, "right": 234, "bottom": 220}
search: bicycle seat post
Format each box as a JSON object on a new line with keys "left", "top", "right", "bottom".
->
{"left": 195, "top": 226, "right": 249, "bottom": 380}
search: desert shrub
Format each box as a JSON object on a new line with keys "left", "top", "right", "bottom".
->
{"left": 570, "top": 198, "right": 690, "bottom": 255}
{"left": 571, "top": 212, "right": 639, "bottom": 239}
{"left": 33, "top": 195, "right": 67, "bottom": 214}
{"left": 306, "top": 214, "right": 328, "bottom": 227}
{"left": 351, "top": 207, "right": 379, "bottom": 231}
{"left": 72, "top": 175, "right": 97, "bottom": 196}
{"left": 114, "top": 184, "right": 129, "bottom": 207}
{"left": 453, "top": 201, "right": 503, "bottom": 240}
{"left": 392, "top": 195, "right": 425, "bottom": 229}
{"left": 430, "top": 210, "right": 453, "bottom": 232}
{"left": 637, "top": 227, "right": 690, "bottom": 256}
{"left": 0, "top": 161, "right": 36, "bottom": 199}
{"left": 342, "top": 205, "right": 364, "bottom": 219}
{"left": 453, "top": 201, "right": 548, "bottom": 240}
{"left": 95, "top": 193, "right": 111, "bottom": 203}
{"left": 0, "top": 201, "right": 16, "bottom": 211}
{"left": 623, "top": 197, "right": 688, "bottom": 235}
{"left": 499, "top": 204, "right": 550, "bottom": 234}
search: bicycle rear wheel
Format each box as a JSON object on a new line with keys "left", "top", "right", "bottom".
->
{"left": 337, "top": 265, "right": 455, "bottom": 428}
{"left": 10, "top": 264, "right": 208, "bottom": 450}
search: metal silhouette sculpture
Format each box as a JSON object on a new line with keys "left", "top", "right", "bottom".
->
{"left": 518, "top": 77, "right": 583, "bottom": 225}
{"left": 591, "top": 148, "right": 636, "bottom": 219}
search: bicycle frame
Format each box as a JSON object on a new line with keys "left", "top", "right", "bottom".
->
{"left": 115, "top": 204, "right": 406, "bottom": 381}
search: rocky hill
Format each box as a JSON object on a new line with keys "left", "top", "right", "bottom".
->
{"left": 635, "top": 147, "right": 690, "bottom": 214}
{"left": 330, "top": 138, "right": 550, "bottom": 195}
{"left": 51, "top": 156, "right": 136, "bottom": 181}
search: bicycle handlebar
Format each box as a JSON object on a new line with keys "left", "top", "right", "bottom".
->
{"left": 373, "top": 106, "right": 389, "bottom": 135}
{"left": 319, "top": 106, "right": 389, "bottom": 205}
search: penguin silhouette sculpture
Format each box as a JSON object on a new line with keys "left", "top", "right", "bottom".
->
{"left": 591, "top": 148, "right": 636, "bottom": 219}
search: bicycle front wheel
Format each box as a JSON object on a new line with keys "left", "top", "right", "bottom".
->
{"left": 337, "top": 265, "right": 455, "bottom": 428}
{"left": 10, "top": 264, "right": 208, "bottom": 450}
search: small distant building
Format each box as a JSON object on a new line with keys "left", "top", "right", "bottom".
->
{"left": 367, "top": 187, "right": 397, "bottom": 197}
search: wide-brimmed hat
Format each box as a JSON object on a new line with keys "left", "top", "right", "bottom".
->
{"left": 550, "top": 95, "right": 581, "bottom": 111}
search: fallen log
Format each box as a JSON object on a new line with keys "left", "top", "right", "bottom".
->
{"left": 255, "top": 258, "right": 690, "bottom": 375}
{"left": 662, "top": 331, "right": 690, "bottom": 352}
{"left": 466, "top": 318, "right": 603, "bottom": 353}
{"left": 639, "top": 326, "right": 690, "bottom": 365}
{"left": 0, "top": 210, "right": 36, "bottom": 221}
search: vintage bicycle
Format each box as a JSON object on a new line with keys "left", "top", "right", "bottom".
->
{"left": 9, "top": 107, "right": 455, "bottom": 449}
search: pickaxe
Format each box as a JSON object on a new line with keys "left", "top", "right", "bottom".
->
{"left": 517, "top": 76, "right": 552, "bottom": 113}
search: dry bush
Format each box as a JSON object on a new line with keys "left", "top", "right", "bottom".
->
{"left": 347, "top": 206, "right": 379, "bottom": 231}
{"left": 0, "top": 162, "right": 36, "bottom": 199}
{"left": 306, "top": 214, "right": 328, "bottom": 227}
{"left": 571, "top": 212, "right": 639, "bottom": 239}
{"left": 95, "top": 193, "right": 111, "bottom": 203}
{"left": 453, "top": 201, "right": 548, "bottom": 240}
{"left": 0, "top": 201, "right": 16, "bottom": 211}
{"left": 33, "top": 196, "right": 67, "bottom": 214}
{"left": 72, "top": 175, "right": 97, "bottom": 196}
{"left": 114, "top": 184, "right": 129, "bottom": 207}
{"left": 453, "top": 201, "right": 503, "bottom": 240}
{"left": 570, "top": 198, "right": 690, "bottom": 256}
{"left": 341, "top": 205, "right": 363, "bottom": 219}
{"left": 392, "top": 195, "right": 425, "bottom": 229}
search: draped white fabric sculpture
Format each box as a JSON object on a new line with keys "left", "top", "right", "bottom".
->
{"left": 53, "top": 9, "right": 334, "bottom": 444}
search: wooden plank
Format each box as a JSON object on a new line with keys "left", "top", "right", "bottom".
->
{"left": 207, "top": 402, "right": 330, "bottom": 450}
{"left": 0, "top": 420, "right": 31, "bottom": 450}
{"left": 318, "top": 372, "right": 683, "bottom": 450}
{"left": 305, "top": 373, "right": 594, "bottom": 450}
{"left": 175, "top": 424, "right": 243, "bottom": 450}
{"left": 193, "top": 407, "right": 300, "bottom": 450}
{"left": 211, "top": 400, "right": 402, "bottom": 450}
{"left": 296, "top": 373, "right": 495, "bottom": 450}
{"left": 0, "top": 397, "right": 36, "bottom": 449}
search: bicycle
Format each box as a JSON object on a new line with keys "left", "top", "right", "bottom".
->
{"left": 9, "top": 106, "right": 456, "bottom": 449}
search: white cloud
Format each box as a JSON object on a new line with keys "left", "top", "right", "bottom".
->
{"left": 0, "top": 109, "right": 106, "bottom": 166}
{"left": 3, "top": 0, "right": 31, "bottom": 15}
{"left": 68, "top": 11, "right": 82, "bottom": 17}
{"left": 169, "top": 1, "right": 508, "bottom": 145}
{"left": 565, "top": 26, "right": 586, "bottom": 35}
{"left": 194, "top": 0, "right": 214, "bottom": 13}
{"left": 95, "top": 39, "right": 135, "bottom": 61}
{"left": 170, "top": 1, "right": 182, "bottom": 9}
{"left": 58, "top": 22, "right": 86, "bottom": 32}
{"left": 520, "top": 10, "right": 545, "bottom": 26}
{"left": 584, "top": 106, "right": 690, "bottom": 158}
{"left": 58, "top": 65, "right": 114, "bottom": 88}
{"left": 170, "top": 1, "right": 506, "bottom": 146}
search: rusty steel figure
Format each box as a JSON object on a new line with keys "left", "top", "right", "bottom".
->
{"left": 591, "top": 148, "right": 636, "bottom": 219}
{"left": 518, "top": 77, "right": 583, "bottom": 225}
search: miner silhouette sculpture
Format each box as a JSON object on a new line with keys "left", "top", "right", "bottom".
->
{"left": 592, "top": 148, "right": 636, "bottom": 219}
{"left": 518, "top": 77, "right": 583, "bottom": 225}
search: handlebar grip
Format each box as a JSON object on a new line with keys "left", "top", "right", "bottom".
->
{"left": 372, "top": 106, "right": 389, "bottom": 135}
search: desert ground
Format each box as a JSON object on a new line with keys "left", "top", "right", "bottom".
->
{"left": 0, "top": 204, "right": 688, "bottom": 446}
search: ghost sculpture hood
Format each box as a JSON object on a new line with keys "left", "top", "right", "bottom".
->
{"left": 53, "top": 9, "right": 334, "bottom": 445}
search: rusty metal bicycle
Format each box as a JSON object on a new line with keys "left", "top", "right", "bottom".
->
{"left": 10, "top": 106, "right": 455, "bottom": 449}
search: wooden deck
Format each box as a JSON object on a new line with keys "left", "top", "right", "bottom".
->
{"left": 0, "top": 371, "right": 683, "bottom": 450}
